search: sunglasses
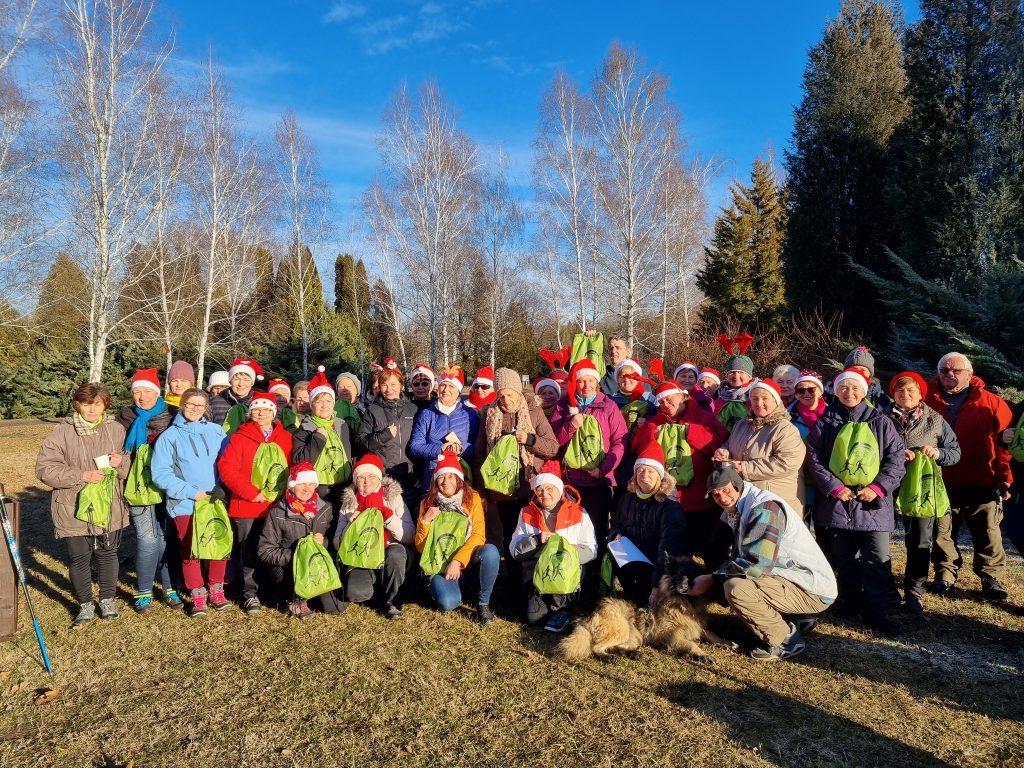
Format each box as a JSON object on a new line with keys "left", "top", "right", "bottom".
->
{"left": 410, "top": 380, "right": 432, "bottom": 387}
{"left": 795, "top": 387, "right": 818, "bottom": 395}
{"left": 472, "top": 384, "right": 492, "bottom": 390}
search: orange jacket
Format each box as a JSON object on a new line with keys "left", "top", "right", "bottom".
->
{"left": 416, "top": 485, "right": 487, "bottom": 567}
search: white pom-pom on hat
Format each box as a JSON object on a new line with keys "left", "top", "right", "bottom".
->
{"left": 318, "top": 365, "right": 326, "bottom": 373}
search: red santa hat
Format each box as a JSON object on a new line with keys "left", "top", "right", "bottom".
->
{"left": 533, "top": 377, "right": 561, "bottom": 396}
{"left": 888, "top": 370, "right": 928, "bottom": 398}
{"left": 267, "top": 379, "right": 291, "bottom": 399}
{"left": 699, "top": 368, "right": 721, "bottom": 387}
{"left": 437, "top": 366, "right": 465, "bottom": 393}
{"left": 410, "top": 362, "right": 435, "bottom": 384}
{"left": 634, "top": 441, "right": 666, "bottom": 479}
{"left": 473, "top": 366, "right": 495, "bottom": 388}
{"left": 433, "top": 452, "right": 464, "bottom": 482}
{"left": 130, "top": 368, "right": 161, "bottom": 394}
{"left": 228, "top": 358, "right": 264, "bottom": 383}
{"left": 352, "top": 454, "right": 384, "bottom": 481}
{"left": 531, "top": 459, "right": 564, "bottom": 495}
{"left": 833, "top": 368, "right": 870, "bottom": 392}
{"left": 566, "top": 358, "right": 600, "bottom": 398}
{"left": 288, "top": 461, "right": 319, "bottom": 488}
{"left": 308, "top": 366, "right": 335, "bottom": 402}
{"left": 673, "top": 361, "right": 701, "bottom": 380}
{"left": 248, "top": 392, "right": 278, "bottom": 414}
{"left": 382, "top": 357, "right": 399, "bottom": 371}
{"left": 749, "top": 378, "right": 783, "bottom": 405}
{"left": 653, "top": 380, "right": 685, "bottom": 403}
{"left": 614, "top": 358, "right": 643, "bottom": 380}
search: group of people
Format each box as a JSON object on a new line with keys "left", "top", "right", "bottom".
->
{"left": 35, "top": 332, "right": 1021, "bottom": 661}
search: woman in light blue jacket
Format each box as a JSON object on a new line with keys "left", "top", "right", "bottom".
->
{"left": 151, "top": 388, "right": 229, "bottom": 617}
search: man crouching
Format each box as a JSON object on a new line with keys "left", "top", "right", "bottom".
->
{"left": 689, "top": 464, "right": 837, "bottom": 661}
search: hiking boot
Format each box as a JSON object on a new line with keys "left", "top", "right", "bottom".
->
{"left": 289, "top": 600, "right": 313, "bottom": 620}
{"left": 928, "top": 579, "right": 955, "bottom": 596}
{"left": 385, "top": 603, "right": 403, "bottom": 620}
{"left": 98, "top": 598, "right": 120, "bottom": 620}
{"left": 863, "top": 611, "right": 900, "bottom": 638}
{"left": 982, "top": 577, "right": 1009, "bottom": 601}
{"left": 477, "top": 603, "right": 495, "bottom": 626}
{"left": 164, "top": 589, "right": 184, "bottom": 610}
{"left": 72, "top": 602, "right": 95, "bottom": 628}
{"left": 751, "top": 623, "right": 806, "bottom": 661}
{"left": 191, "top": 589, "right": 208, "bottom": 618}
{"left": 133, "top": 592, "right": 154, "bottom": 615}
{"left": 543, "top": 609, "right": 571, "bottom": 634}
{"left": 208, "top": 584, "right": 230, "bottom": 611}
{"left": 242, "top": 597, "right": 262, "bottom": 616}
{"left": 902, "top": 590, "right": 926, "bottom": 617}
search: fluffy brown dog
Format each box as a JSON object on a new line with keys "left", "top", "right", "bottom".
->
{"left": 558, "top": 555, "right": 733, "bottom": 662}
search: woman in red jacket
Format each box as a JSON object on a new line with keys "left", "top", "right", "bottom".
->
{"left": 632, "top": 380, "right": 730, "bottom": 571}
{"left": 216, "top": 392, "right": 293, "bottom": 614}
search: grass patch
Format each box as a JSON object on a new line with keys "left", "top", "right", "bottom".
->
{"left": 0, "top": 421, "right": 1022, "bottom": 767}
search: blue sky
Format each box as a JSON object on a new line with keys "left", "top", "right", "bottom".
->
{"left": 162, "top": 0, "right": 919, "bottom": 246}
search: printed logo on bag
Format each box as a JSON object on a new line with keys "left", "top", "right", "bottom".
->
{"left": 199, "top": 517, "right": 230, "bottom": 551}
{"left": 839, "top": 441, "right": 874, "bottom": 480}
{"left": 305, "top": 551, "right": 333, "bottom": 590}
{"left": 349, "top": 524, "right": 380, "bottom": 559}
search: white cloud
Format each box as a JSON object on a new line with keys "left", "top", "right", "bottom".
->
{"left": 323, "top": 1, "right": 367, "bottom": 23}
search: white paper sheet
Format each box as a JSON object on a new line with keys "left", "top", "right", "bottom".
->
{"left": 607, "top": 536, "right": 653, "bottom": 567}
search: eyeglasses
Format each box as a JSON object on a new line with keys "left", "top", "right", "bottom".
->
{"left": 939, "top": 367, "right": 967, "bottom": 375}
{"left": 795, "top": 387, "right": 818, "bottom": 395}
{"left": 183, "top": 402, "right": 207, "bottom": 411}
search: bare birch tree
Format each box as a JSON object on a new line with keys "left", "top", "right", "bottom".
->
{"left": 533, "top": 69, "right": 594, "bottom": 330}
{"left": 189, "top": 55, "right": 269, "bottom": 384}
{"left": 53, "top": 0, "right": 170, "bottom": 380}
{"left": 273, "top": 109, "right": 332, "bottom": 378}
{"left": 364, "top": 180, "right": 408, "bottom": 369}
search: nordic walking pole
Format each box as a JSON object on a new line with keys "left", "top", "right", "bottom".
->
{"left": 0, "top": 484, "right": 53, "bottom": 673}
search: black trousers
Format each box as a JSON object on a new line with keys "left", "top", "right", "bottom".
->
{"left": 66, "top": 534, "right": 120, "bottom": 603}
{"left": 343, "top": 543, "right": 408, "bottom": 606}
{"left": 829, "top": 529, "right": 896, "bottom": 617}
{"left": 230, "top": 517, "right": 264, "bottom": 601}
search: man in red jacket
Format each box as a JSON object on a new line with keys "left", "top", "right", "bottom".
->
{"left": 926, "top": 352, "right": 1013, "bottom": 601}
{"left": 217, "top": 393, "right": 294, "bottom": 613}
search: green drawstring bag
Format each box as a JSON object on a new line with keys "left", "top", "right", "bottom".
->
{"left": 314, "top": 426, "right": 352, "bottom": 486}
{"left": 656, "top": 423, "right": 695, "bottom": 486}
{"left": 569, "top": 332, "right": 607, "bottom": 378}
{"left": 533, "top": 534, "right": 581, "bottom": 595}
{"left": 481, "top": 434, "right": 521, "bottom": 496}
{"left": 565, "top": 414, "right": 605, "bottom": 471}
{"left": 897, "top": 453, "right": 950, "bottom": 518}
{"left": 717, "top": 400, "right": 749, "bottom": 431}
{"left": 191, "top": 498, "right": 233, "bottom": 560}
{"left": 1009, "top": 412, "right": 1024, "bottom": 463}
{"left": 75, "top": 468, "right": 118, "bottom": 529}
{"left": 338, "top": 507, "right": 386, "bottom": 569}
{"left": 620, "top": 400, "right": 649, "bottom": 432}
{"left": 829, "top": 421, "right": 881, "bottom": 487}
{"left": 251, "top": 442, "right": 288, "bottom": 502}
{"left": 124, "top": 443, "right": 163, "bottom": 506}
{"left": 280, "top": 408, "right": 301, "bottom": 432}
{"left": 293, "top": 534, "right": 342, "bottom": 599}
{"left": 419, "top": 508, "right": 471, "bottom": 576}
{"left": 598, "top": 551, "right": 616, "bottom": 597}
{"left": 222, "top": 403, "right": 247, "bottom": 435}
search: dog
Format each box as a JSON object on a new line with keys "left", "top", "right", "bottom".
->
{"left": 558, "top": 554, "right": 734, "bottom": 662}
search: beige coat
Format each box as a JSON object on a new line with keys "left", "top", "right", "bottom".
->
{"left": 725, "top": 407, "right": 806, "bottom": 513}
{"left": 36, "top": 417, "right": 130, "bottom": 538}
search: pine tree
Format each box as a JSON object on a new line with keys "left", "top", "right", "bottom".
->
{"left": 35, "top": 254, "right": 90, "bottom": 350}
{"left": 888, "top": 0, "right": 1024, "bottom": 286}
{"left": 783, "top": 0, "right": 909, "bottom": 337}
{"left": 696, "top": 159, "right": 788, "bottom": 329}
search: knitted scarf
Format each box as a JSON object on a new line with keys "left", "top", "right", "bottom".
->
{"left": 892, "top": 403, "right": 926, "bottom": 438}
{"left": 468, "top": 389, "right": 497, "bottom": 410}
{"left": 484, "top": 394, "right": 536, "bottom": 469}
{"left": 796, "top": 399, "right": 826, "bottom": 430}
{"left": 310, "top": 413, "right": 335, "bottom": 430}
{"left": 285, "top": 488, "right": 319, "bottom": 520}
{"left": 73, "top": 411, "right": 103, "bottom": 436}
{"left": 124, "top": 397, "right": 167, "bottom": 453}
{"left": 718, "top": 381, "right": 753, "bottom": 403}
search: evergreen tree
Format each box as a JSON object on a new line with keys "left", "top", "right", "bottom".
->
{"left": 783, "top": 0, "right": 909, "bottom": 337}
{"left": 888, "top": 0, "right": 1024, "bottom": 286}
{"left": 35, "top": 254, "right": 90, "bottom": 350}
{"left": 333, "top": 252, "right": 374, "bottom": 365}
{"left": 696, "top": 158, "right": 788, "bottom": 329}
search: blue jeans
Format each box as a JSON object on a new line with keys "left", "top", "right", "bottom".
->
{"left": 428, "top": 544, "right": 499, "bottom": 612}
{"left": 130, "top": 505, "right": 176, "bottom": 595}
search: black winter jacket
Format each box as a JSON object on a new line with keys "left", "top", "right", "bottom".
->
{"left": 291, "top": 415, "right": 354, "bottom": 504}
{"left": 257, "top": 496, "right": 335, "bottom": 568}
{"left": 357, "top": 395, "right": 418, "bottom": 486}
{"left": 608, "top": 477, "right": 686, "bottom": 587}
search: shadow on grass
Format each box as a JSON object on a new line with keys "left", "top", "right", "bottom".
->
{"left": 655, "top": 676, "right": 955, "bottom": 767}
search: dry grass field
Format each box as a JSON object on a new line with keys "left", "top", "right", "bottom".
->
{"left": 0, "top": 420, "right": 1022, "bottom": 767}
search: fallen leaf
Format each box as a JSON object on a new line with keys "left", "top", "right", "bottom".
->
{"left": 33, "top": 688, "right": 61, "bottom": 706}
{"left": 0, "top": 671, "right": 10, "bottom": 682}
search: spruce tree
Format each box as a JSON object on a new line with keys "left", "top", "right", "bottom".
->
{"left": 783, "top": 0, "right": 908, "bottom": 337}
{"left": 35, "top": 254, "right": 90, "bottom": 349}
{"left": 697, "top": 158, "right": 787, "bottom": 329}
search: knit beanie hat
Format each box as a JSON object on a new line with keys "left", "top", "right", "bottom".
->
{"left": 335, "top": 372, "right": 361, "bottom": 397}
{"left": 726, "top": 355, "right": 754, "bottom": 376}
{"left": 844, "top": 346, "right": 875, "bottom": 377}
{"left": 889, "top": 371, "right": 928, "bottom": 398}
{"left": 289, "top": 461, "right": 318, "bottom": 488}
{"left": 208, "top": 371, "right": 229, "bottom": 389}
{"left": 494, "top": 367, "right": 522, "bottom": 393}
{"left": 167, "top": 360, "right": 195, "bottom": 385}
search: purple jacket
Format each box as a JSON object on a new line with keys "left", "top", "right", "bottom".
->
{"left": 549, "top": 392, "right": 628, "bottom": 487}
{"left": 805, "top": 401, "right": 906, "bottom": 532}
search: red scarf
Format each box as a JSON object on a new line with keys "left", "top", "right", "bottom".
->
{"left": 285, "top": 488, "right": 319, "bottom": 520}
{"left": 468, "top": 390, "right": 497, "bottom": 410}
{"left": 356, "top": 488, "right": 394, "bottom": 522}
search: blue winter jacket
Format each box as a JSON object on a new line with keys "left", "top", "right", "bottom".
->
{"left": 806, "top": 401, "right": 906, "bottom": 532}
{"left": 150, "top": 411, "right": 227, "bottom": 518}
{"left": 408, "top": 399, "right": 479, "bottom": 491}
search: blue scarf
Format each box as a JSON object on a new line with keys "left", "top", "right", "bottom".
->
{"left": 124, "top": 397, "right": 167, "bottom": 454}
{"left": 575, "top": 393, "right": 597, "bottom": 410}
